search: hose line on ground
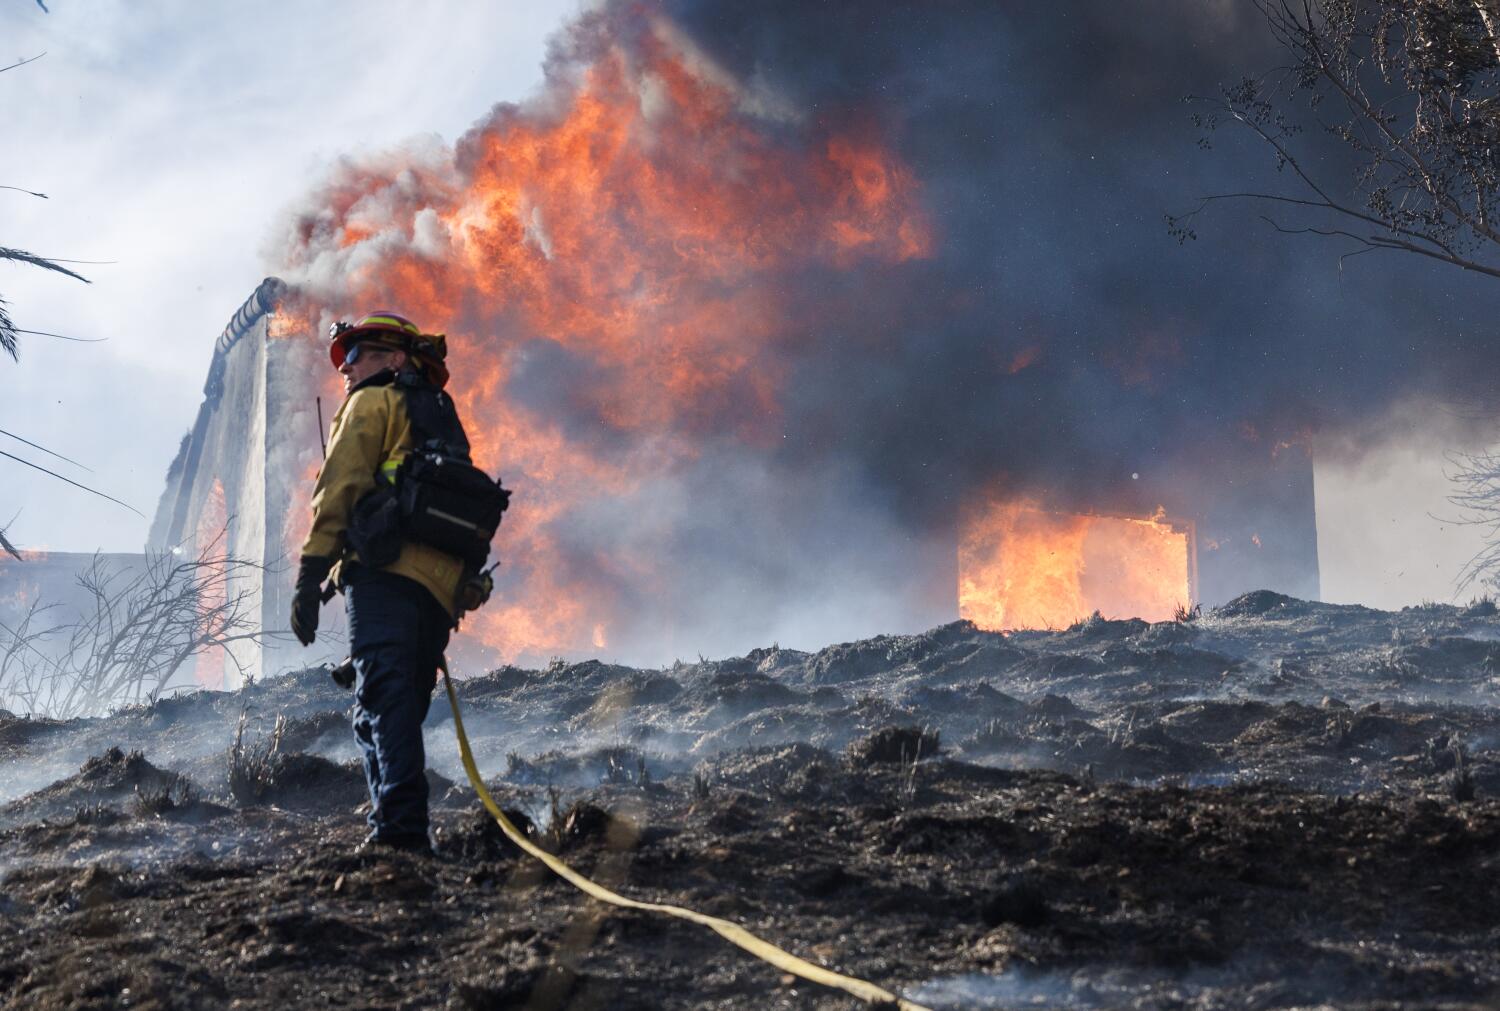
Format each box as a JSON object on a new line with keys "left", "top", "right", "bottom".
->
{"left": 441, "top": 667, "right": 934, "bottom": 1011}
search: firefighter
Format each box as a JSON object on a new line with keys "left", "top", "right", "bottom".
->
{"left": 290, "top": 311, "right": 466, "bottom": 856}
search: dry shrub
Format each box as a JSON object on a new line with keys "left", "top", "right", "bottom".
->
{"left": 227, "top": 711, "right": 286, "bottom": 805}
{"left": 845, "top": 725, "right": 941, "bottom": 766}
{"left": 133, "top": 775, "right": 198, "bottom": 817}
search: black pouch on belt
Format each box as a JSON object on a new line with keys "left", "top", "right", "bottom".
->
{"left": 346, "top": 484, "right": 404, "bottom": 568}
{"left": 397, "top": 448, "right": 510, "bottom": 570}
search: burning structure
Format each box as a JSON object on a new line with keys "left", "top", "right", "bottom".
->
{"left": 145, "top": 275, "right": 1318, "bottom": 686}
{"left": 136, "top": 2, "right": 1340, "bottom": 686}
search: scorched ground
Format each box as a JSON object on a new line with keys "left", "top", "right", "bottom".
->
{"left": 3, "top": 591, "right": 1500, "bottom": 1009}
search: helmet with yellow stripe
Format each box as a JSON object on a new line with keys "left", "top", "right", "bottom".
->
{"left": 329, "top": 311, "right": 451, "bottom": 388}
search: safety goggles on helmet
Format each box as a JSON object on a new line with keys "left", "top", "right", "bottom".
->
{"left": 328, "top": 311, "right": 452, "bottom": 387}
{"left": 340, "top": 340, "right": 401, "bottom": 367}
{"left": 329, "top": 314, "right": 415, "bottom": 367}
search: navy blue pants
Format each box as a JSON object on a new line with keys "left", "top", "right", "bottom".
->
{"left": 344, "top": 565, "right": 451, "bottom": 844}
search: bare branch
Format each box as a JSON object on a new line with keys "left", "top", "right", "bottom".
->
{"left": 0, "top": 53, "right": 45, "bottom": 75}
{"left": 0, "top": 448, "right": 142, "bottom": 517}
{"left": 1258, "top": 215, "right": 1500, "bottom": 279}
{"left": 1444, "top": 449, "right": 1500, "bottom": 593}
{"left": 10, "top": 327, "right": 109, "bottom": 343}
{"left": 1189, "top": 2, "right": 1500, "bottom": 281}
{"left": 0, "top": 427, "right": 92, "bottom": 472}
{"left": 0, "top": 534, "right": 274, "bottom": 717}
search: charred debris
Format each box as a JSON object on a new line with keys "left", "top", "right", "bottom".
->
{"left": 3, "top": 592, "right": 1500, "bottom": 1008}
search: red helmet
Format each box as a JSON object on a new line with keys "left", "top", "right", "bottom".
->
{"left": 328, "top": 311, "right": 423, "bottom": 368}
{"left": 328, "top": 311, "right": 451, "bottom": 387}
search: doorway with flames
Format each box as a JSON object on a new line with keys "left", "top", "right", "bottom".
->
{"left": 960, "top": 502, "right": 1196, "bottom": 630}
{"left": 953, "top": 454, "right": 1320, "bottom": 632}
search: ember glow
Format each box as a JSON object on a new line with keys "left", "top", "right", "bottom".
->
{"left": 276, "top": 9, "right": 931, "bottom": 662}
{"left": 958, "top": 500, "right": 1193, "bottom": 631}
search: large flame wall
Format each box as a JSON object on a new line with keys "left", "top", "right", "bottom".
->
{"left": 272, "top": 10, "right": 931, "bottom": 664}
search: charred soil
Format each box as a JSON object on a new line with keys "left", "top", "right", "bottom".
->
{"left": 4, "top": 594, "right": 1500, "bottom": 1009}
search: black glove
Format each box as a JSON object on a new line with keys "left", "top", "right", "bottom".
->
{"left": 290, "top": 555, "right": 333, "bottom": 646}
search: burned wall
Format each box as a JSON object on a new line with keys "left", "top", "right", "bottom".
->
{"left": 1132, "top": 440, "right": 1321, "bottom": 610}
{"left": 1190, "top": 445, "right": 1321, "bottom": 606}
{"left": 149, "top": 277, "right": 330, "bottom": 684}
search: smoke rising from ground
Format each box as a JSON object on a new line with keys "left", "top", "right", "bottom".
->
{"left": 273, "top": 2, "right": 1495, "bottom": 663}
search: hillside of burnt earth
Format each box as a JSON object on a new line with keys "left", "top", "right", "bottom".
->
{"left": 3, "top": 591, "right": 1500, "bottom": 1009}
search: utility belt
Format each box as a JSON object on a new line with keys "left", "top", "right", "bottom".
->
{"left": 347, "top": 444, "right": 511, "bottom": 613}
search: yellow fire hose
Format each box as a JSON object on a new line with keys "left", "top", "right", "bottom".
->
{"left": 441, "top": 669, "right": 934, "bottom": 1010}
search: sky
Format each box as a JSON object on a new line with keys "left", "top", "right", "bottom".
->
{"left": 2, "top": 0, "right": 1497, "bottom": 616}
{"left": 0, "top": 0, "right": 577, "bottom": 550}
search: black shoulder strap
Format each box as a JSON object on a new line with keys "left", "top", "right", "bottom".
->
{"left": 394, "top": 370, "right": 472, "bottom": 462}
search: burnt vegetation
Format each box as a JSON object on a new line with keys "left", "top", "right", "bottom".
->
{"left": 3, "top": 596, "right": 1500, "bottom": 1008}
{"left": 226, "top": 712, "right": 286, "bottom": 806}
{"left": 0, "top": 536, "right": 269, "bottom": 719}
{"left": 1, "top": 47, "right": 139, "bottom": 557}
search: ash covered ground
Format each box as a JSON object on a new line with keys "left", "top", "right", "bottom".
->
{"left": 4, "top": 591, "right": 1500, "bottom": 1010}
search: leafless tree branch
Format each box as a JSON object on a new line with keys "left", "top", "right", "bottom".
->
{"left": 1445, "top": 449, "right": 1500, "bottom": 592}
{"left": 0, "top": 53, "right": 45, "bottom": 75}
{"left": 1181, "top": 0, "right": 1500, "bottom": 280}
{"left": 0, "top": 448, "right": 140, "bottom": 516}
{"left": 0, "top": 534, "right": 273, "bottom": 718}
{"left": 0, "top": 427, "right": 92, "bottom": 472}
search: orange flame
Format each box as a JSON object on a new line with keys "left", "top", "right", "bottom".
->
{"left": 0, "top": 560, "right": 41, "bottom": 611}
{"left": 959, "top": 499, "right": 1193, "bottom": 630}
{"left": 277, "top": 12, "right": 931, "bottom": 662}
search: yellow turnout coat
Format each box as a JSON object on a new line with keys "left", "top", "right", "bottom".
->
{"left": 300, "top": 383, "right": 464, "bottom": 616}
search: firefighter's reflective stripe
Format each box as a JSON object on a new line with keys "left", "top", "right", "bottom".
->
{"left": 442, "top": 667, "right": 935, "bottom": 1011}
{"left": 360, "top": 313, "right": 422, "bottom": 335}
